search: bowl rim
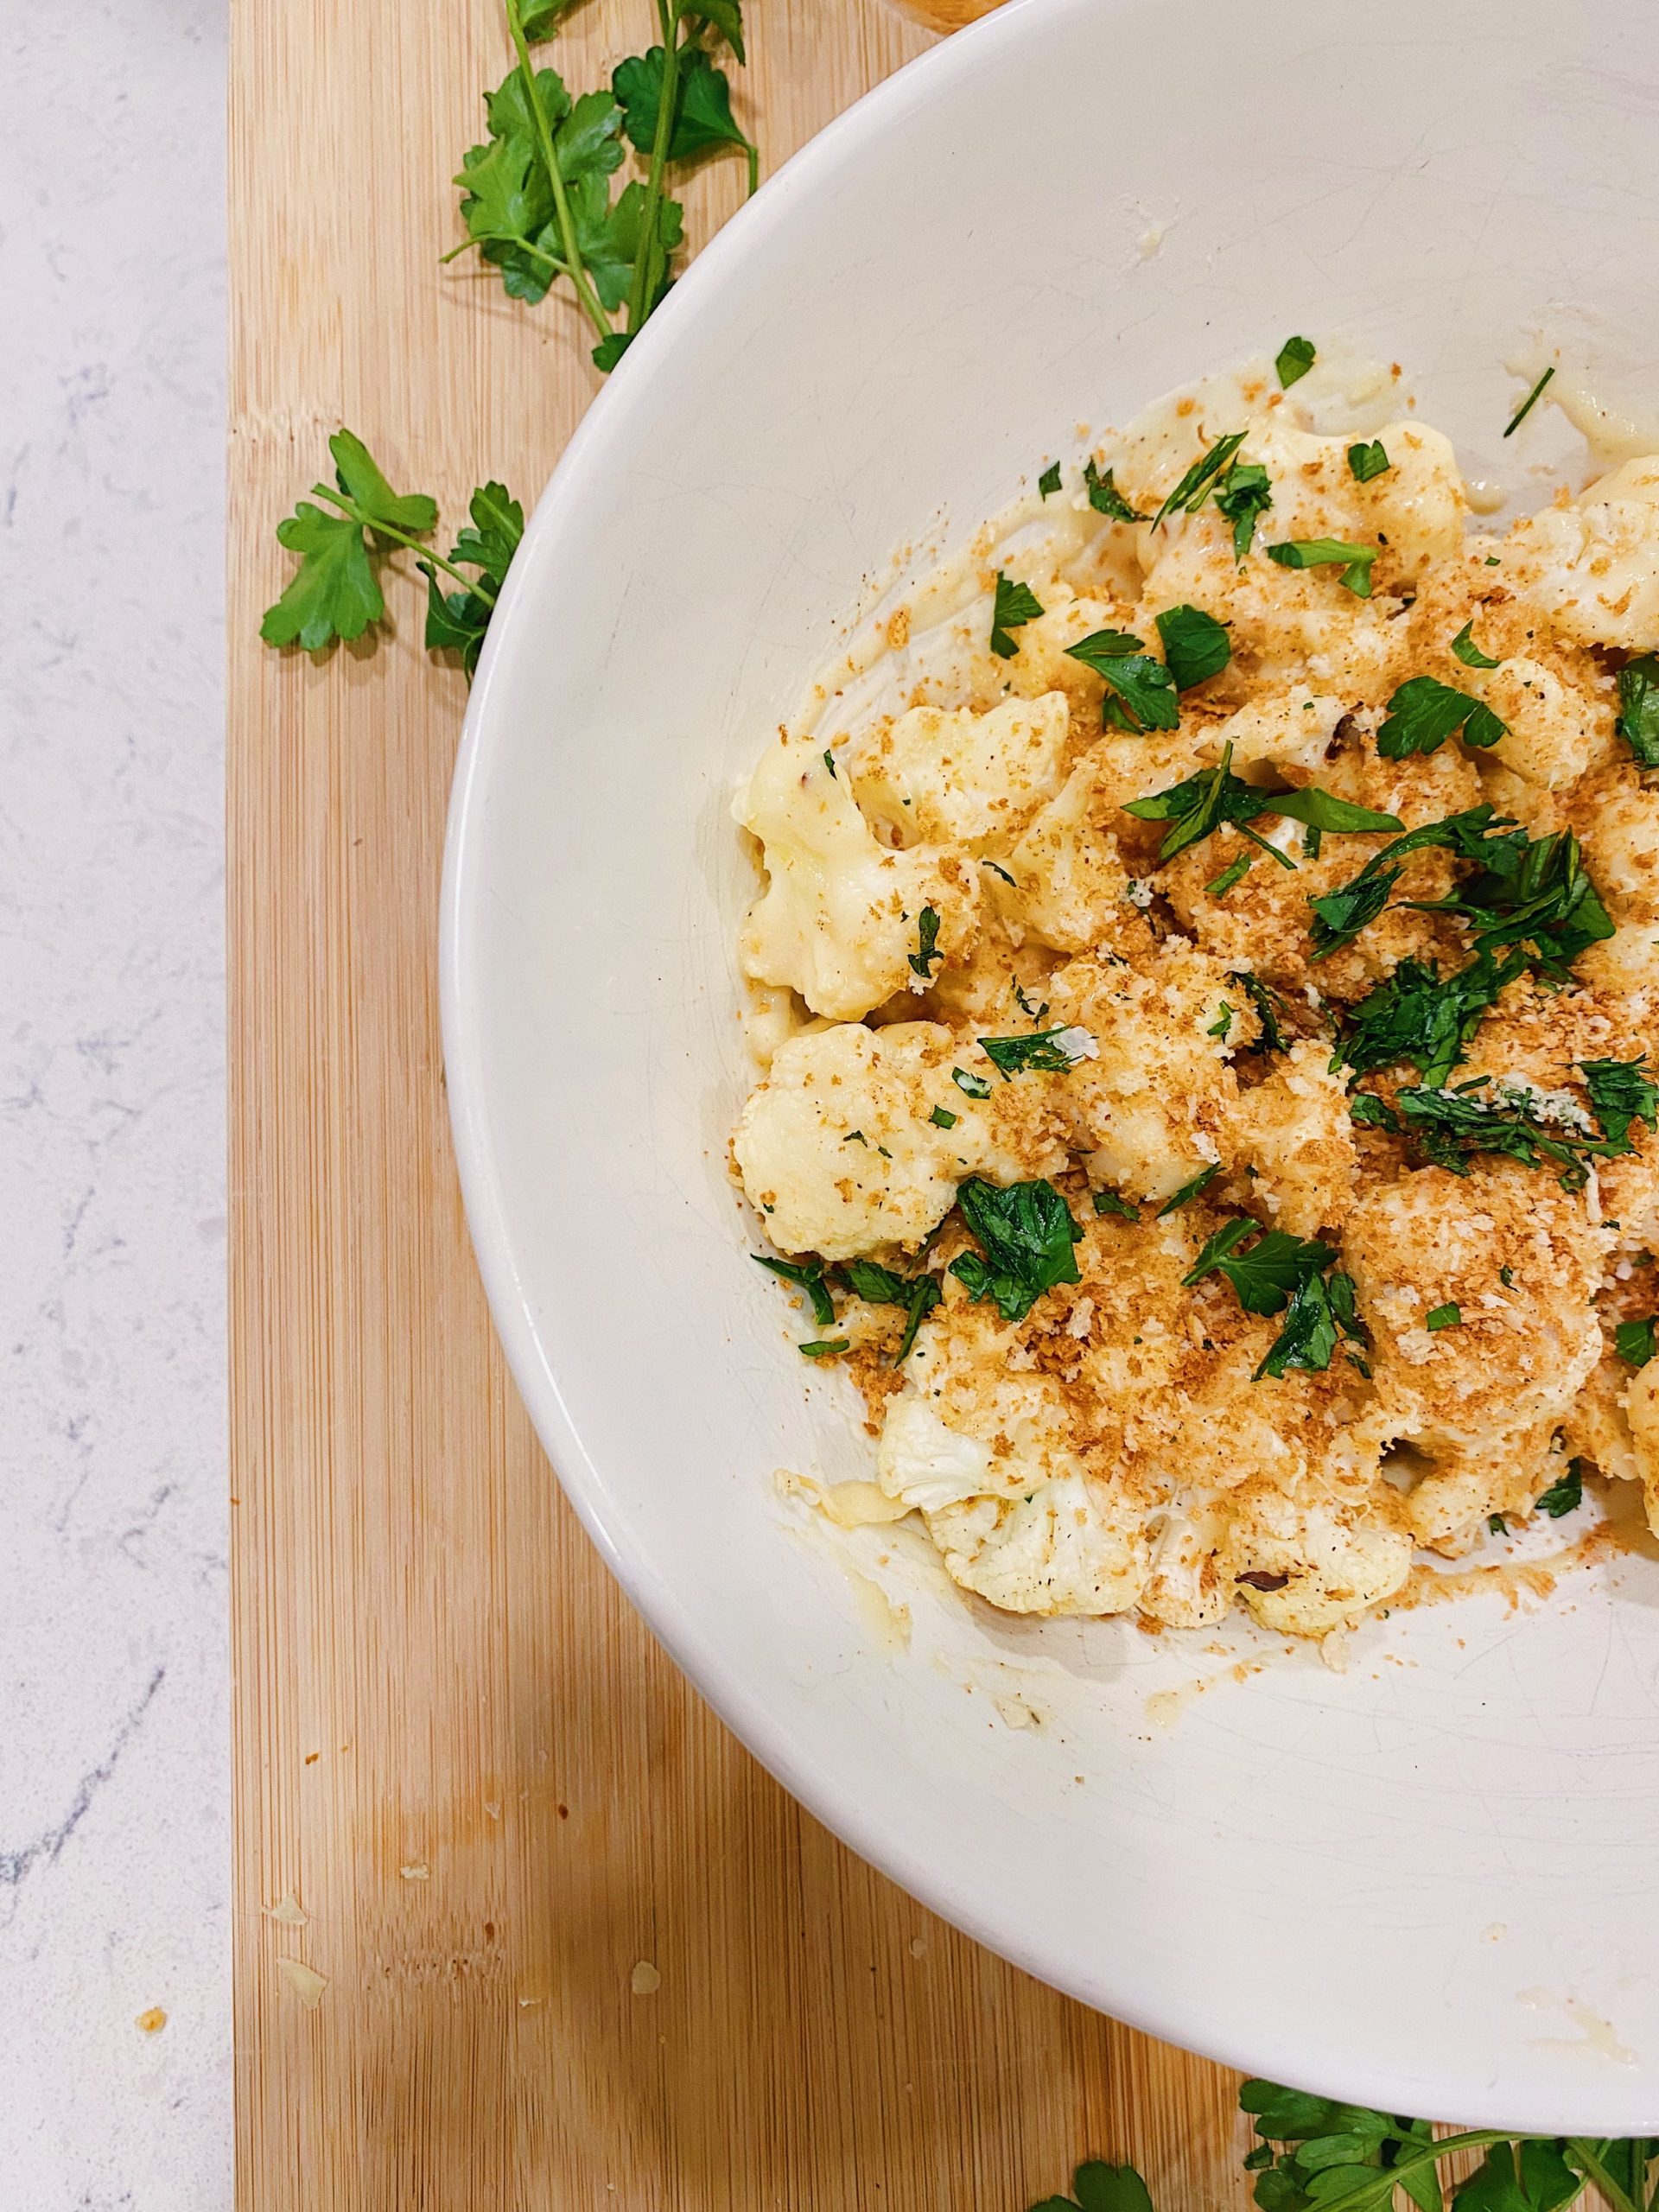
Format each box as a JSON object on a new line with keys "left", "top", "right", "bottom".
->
{"left": 441, "top": 0, "right": 1659, "bottom": 2125}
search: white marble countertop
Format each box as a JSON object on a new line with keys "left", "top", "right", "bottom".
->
{"left": 1, "top": 3, "right": 230, "bottom": 2202}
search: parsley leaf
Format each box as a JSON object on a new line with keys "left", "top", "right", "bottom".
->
{"left": 1093, "top": 1189, "right": 1139, "bottom": 1219}
{"left": 1065, "top": 628, "right": 1180, "bottom": 731}
{"left": 1038, "top": 461, "right": 1062, "bottom": 499}
{"left": 1274, "top": 335, "right": 1316, "bottom": 388}
{"left": 1616, "top": 653, "right": 1659, "bottom": 766}
{"left": 1347, "top": 439, "right": 1390, "bottom": 482}
{"left": 1578, "top": 1056, "right": 1659, "bottom": 1147}
{"left": 1336, "top": 951, "right": 1529, "bottom": 1087}
{"left": 950, "top": 1177, "right": 1083, "bottom": 1322}
{"left": 978, "top": 1027, "right": 1090, "bottom": 1077}
{"left": 1376, "top": 673, "right": 1507, "bottom": 756}
{"left": 419, "top": 478, "right": 524, "bottom": 677}
{"left": 952, "top": 1067, "right": 992, "bottom": 1100}
{"left": 1535, "top": 1461, "right": 1584, "bottom": 1516}
{"left": 1256, "top": 1266, "right": 1363, "bottom": 1379}
{"left": 1207, "top": 1002, "right": 1235, "bottom": 1039}
{"left": 1125, "top": 746, "right": 1400, "bottom": 864}
{"left": 1451, "top": 620, "right": 1501, "bottom": 670}
{"left": 1617, "top": 1316, "right": 1657, "bottom": 1368}
{"left": 1213, "top": 459, "right": 1272, "bottom": 561}
{"left": 614, "top": 44, "right": 755, "bottom": 168}
{"left": 1156, "top": 1163, "right": 1222, "bottom": 1215}
{"left": 1206, "top": 852, "right": 1254, "bottom": 898}
{"left": 1185, "top": 1219, "right": 1336, "bottom": 1313}
{"left": 908, "top": 906, "right": 943, "bottom": 979}
{"left": 798, "top": 1338, "right": 848, "bottom": 1358}
{"left": 1084, "top": 460, "right": 1143, "bottom": 521}
{"left": 263, "top": 429, "right": 442, "bottom": 652}
{"left": 930, "top": 1104, "right": 957, "bottom": 1128}
{"left": 1426, "top": 1301, "right": 1461, "bottom": 1331}
{"left": 1153, "top": 431, "right": 1247, "bottom": 528}
{"left": 1306, "top": 804, "right": 1507, "bottom": 957}
{"left": 1154, "top": 604, "right": 1231, "bottom": 690}
{"left": 836, "top": 1257, "right": 942, "bottom": 1363}
{"left": 754, "top": 1252, "right": 836, "bottom": 1329}
{"left": 991, "top": 572, "right": 1045, "bottom": 658}
{"left": 1266, "top": 537, "right": 1378, "bottom": 597}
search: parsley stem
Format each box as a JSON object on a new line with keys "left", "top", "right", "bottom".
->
{"left": 1298, "top": 2133, "right": 1521, "bottom": 2212}
{"left": 1566, "top": 2140, "right": 1643, "bottom": 2212}
{"left": 503, "top": 0, "right": 613, "bottom": 343}
{"left": 309, "top": 487, "right": 498, "bottom": 602}
{"left": 442, "top": 230, "right": 566, "bottom": 276}
{"left": 626, "top": 6, "right": 687, "bottom": 333}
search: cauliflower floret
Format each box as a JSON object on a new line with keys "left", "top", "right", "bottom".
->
{"left": 1004, "top": 759, "right": 1138, "bottom": 953}
{"left": 1618, "top": 1359, "right": 1659, "bottom": 1536}
{"left": 925, "top": 1475, "right": 1148, "bottom": 1615}
{"left": 733, "top": 1020, "right": 1068, "bottom": 1259}
{"left": 1223, "top": 1480, "right": 1413, "bottom": 1635}
{"left": 1572, "top": 764, "right": 1659, "bottom": 924}
{"left": 1477, "top": 657, "right": 1609, "bottom": 790}
{"left": 1504, "top": 454, "right": 1659, "bottom": 647}
{"left": 846, "top": 692, "right": 1070, "bottom": 855}
{"left": 1217, "top": 691, "right": 1348, "bottom": 780}
{"left": 1046, "top": 944, "right": 1242, "bottom": 1205}
{"left": 1224, "top": 1040, "right": 1357, "bottom": 1238}
{"left": 1343, "top": 1164, "right": 1611, "bottom": 1541}
{"left": 737, "top": 734, "right": 980, "bottom": 1019}
{"left": 1576, "top": 920, "right": 1659, "bottom": 994}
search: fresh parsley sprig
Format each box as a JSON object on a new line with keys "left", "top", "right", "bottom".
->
{"left": 992, "top": 573, "right": 1046, "bottom": 658}
{"left": 1336, "top": 950, "right": 1528, "bottom": 1089}
{"left": 1405, "top": 825, "right": 1613, "bottom": 975}
{"left": 261, "top": 430, "right": 523, "bottom": 673}
{"left": 1306, "top": 804, "right": 1507, "bottom": 959}
{"left": 1029, "top": 2075, "right": 1659, "bottom": 2212}
{"left": 448, "top": 0, "right": 755, "bottom": 370}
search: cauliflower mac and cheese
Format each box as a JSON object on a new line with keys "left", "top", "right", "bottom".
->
{"left": 732, "top": 352, "right": 1659, "bottom": 1639}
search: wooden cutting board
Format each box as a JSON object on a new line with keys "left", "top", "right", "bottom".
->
{"left": 226, "top": 2, "right": 1252, "bottom": 2202}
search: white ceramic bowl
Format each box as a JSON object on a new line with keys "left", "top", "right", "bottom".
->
{"left": 443, "top": 0, "right": 1659, "bottom": 2128}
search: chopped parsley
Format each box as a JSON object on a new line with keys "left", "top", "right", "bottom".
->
{"left": 1123, "top": 743, "right": 1401, "bottom": 865}
{"left": 1450, "top": 620, "right": 1501, "bottom": 670}
{"left": 952, "top": 1067, "right": 993, "bottom": 1100}
{"left": 1214, "top": 459, "right": 1273, "bottom": 561}
{"left": 1617, "top": 1317, "right": 1657, "bottom": 1369}
{"left": 1376, "top": 674, "right": 1506, "bottom": 756}
{"left": 1407, "top": 824, "right": 1612, "bottom": 974}
{"left": 1038, "top": 461, "right": 1062, "bottom": 499}
{"left": 1207, "top": 1002, "right": 1235, "bottom": 1040}
{"left": 929, "top": 1104, "right": 958, "bottom": 1128}
{"left": 798, "top": 1338, "right": 849, "bottom": 1358}
{"left": 1184, "top": 1217, "right": 1363, "bottom": 1379}
{"left": 1205, "top": 852, "right": 1254, "bottom": 898}
{"left": 1307, "top": 802, "right": 1510, "bottom": 956}
{"left": 1084, "top": 459, "right": 1143, "bottom": 521}
{"left": 1346, "top": 440, "right": 1390, "bottom": 483}
{"left": 1156, "top": 1162, "right": 1222, "bottom": 1215}
{"left": 949, "top": 1176, "right": 1083, "bottom": 1322}
{"left": 1153, "top": 430, "right": 1247, "bottom": 528}
{"left": 1577, "top": 1056, "right": 1659, "bottom": 1147}
{"left": 1391, "top": 1077, "right": 1627, "bottom": 1191}
{"left": 1425, "top": 1302, "right": 1461, "bottom": 1332}
{"left": 1274, "top": 334, "right": 1316, "bottom": 388}
{"left": 908, "top": 904, "right": 943, "bottom": 979}
{"left": 1065, "top": 628, "right": 1180, "bottom": 731}
{"left": 1012, "top": 978, "right": 1050, "bottom": 1021}
{"left": 1093, "top": 1189, "right": 1139, "bottom": 1219}
{"left": 978, "top": 1027, "right": 1091, "bottom": 1077}
{"left": 1335, "top": 950, "right": 1528, "bottom": 1087}
{"left": 836, "top": 1257, "right": 942, "bottom": 1363}
{"left": 1266, "top": 537, "right": 1378, "bottom": 597}
{"left": 990, "top": 571, "right": 1045, "bottom": 658}
{"left": 1616, "top": 654, "right": 1659, "bottom": 766}
{"left": 982, "top": 860, "right": 1018, "bottom": 887}
{"left": 1230, "top": 969, "right": 1293, "bottom": 1052}
{"left": 1154, "top": 603, "right": 1231, "bottom": 690}
{"left": 754, "top": 1253, "right": 836, "bottom": 1329}
{"left": 823, "top": 748, "right": 837, "bottom": 777}
{"left": 1535, "top": 1461, "right": 1584, "bottom": 1517}
{"left": 1503, "top": 364, "right": 1554, "bottom": 437}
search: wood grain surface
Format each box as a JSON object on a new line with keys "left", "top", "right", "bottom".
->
{"left": 227, "top": 2, "right": 1251, "bottom": 2203}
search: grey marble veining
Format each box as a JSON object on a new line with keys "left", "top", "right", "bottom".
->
{"left": 1, "top": 1, "right": 230, "bottom": 2203}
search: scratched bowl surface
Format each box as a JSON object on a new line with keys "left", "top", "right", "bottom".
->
{"left": 444, "top": 0, "right": 1659, "bottom": 2127}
